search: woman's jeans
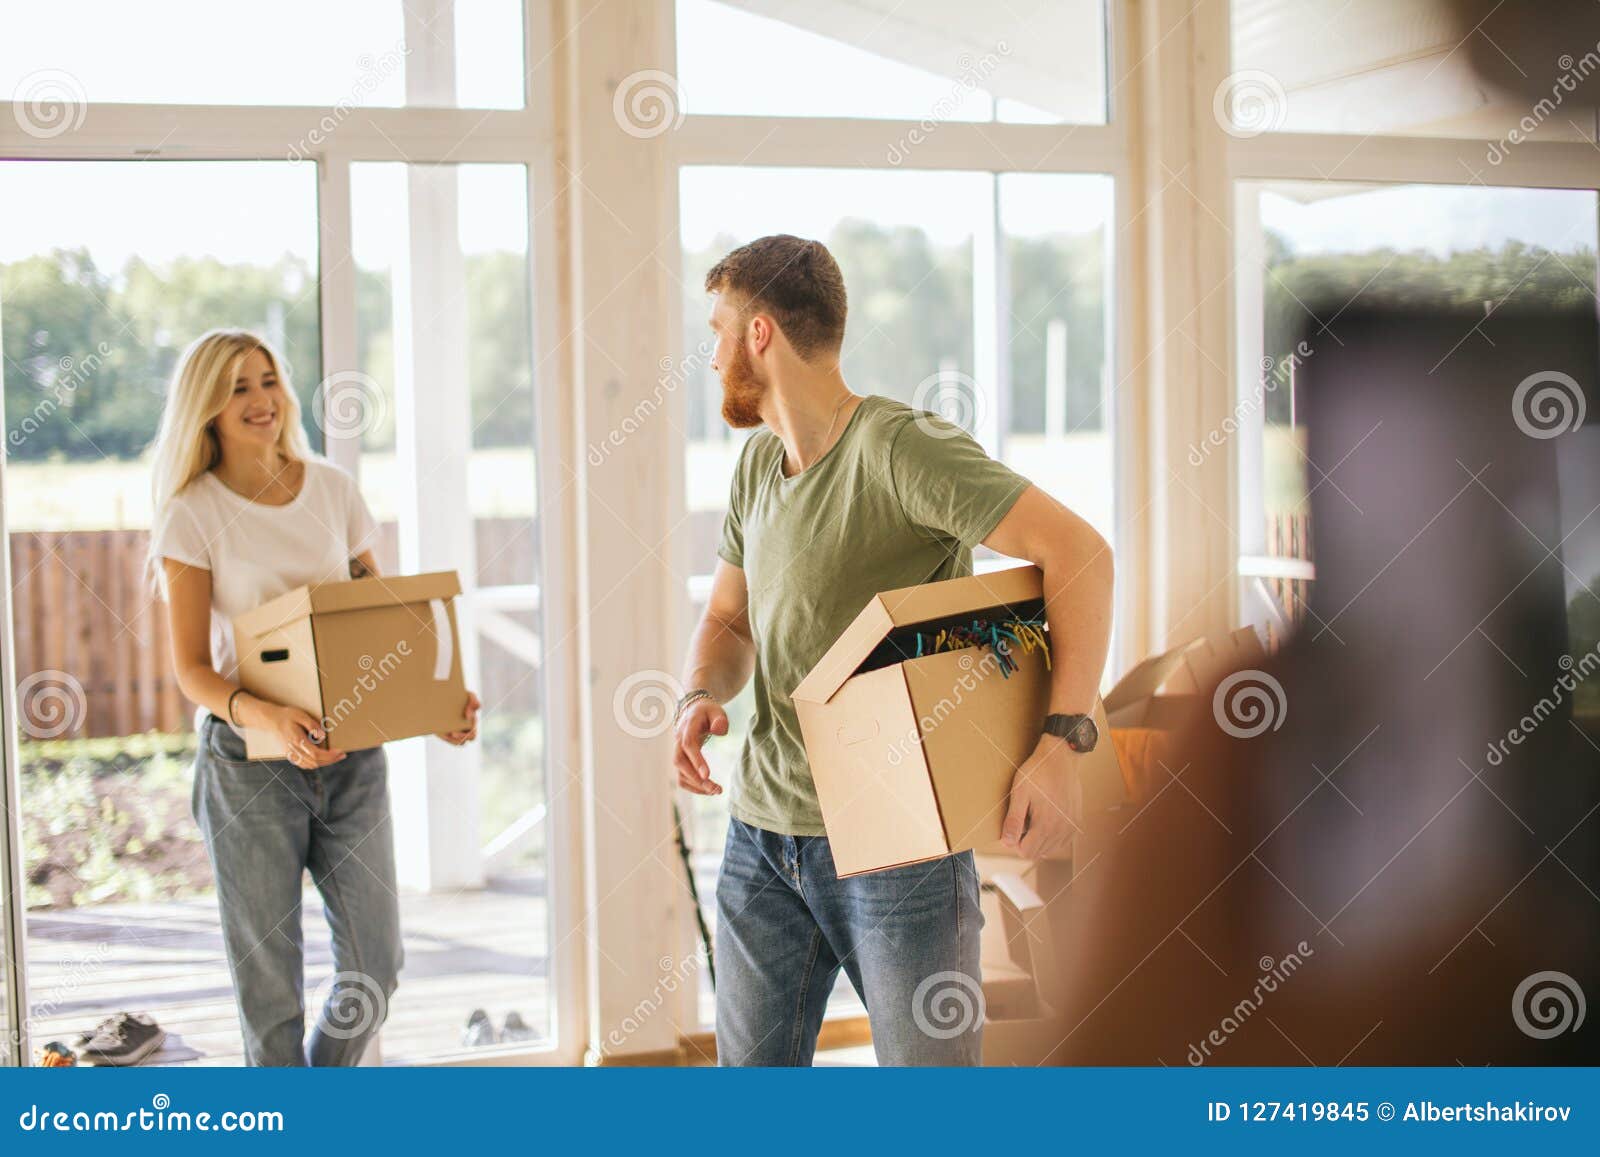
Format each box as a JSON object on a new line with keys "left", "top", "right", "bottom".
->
{"left": 192, "top": 714, "right": 403, "bottom": 1066}
{"left": 715, "top": 818, "right": 984, "bottom": 1066}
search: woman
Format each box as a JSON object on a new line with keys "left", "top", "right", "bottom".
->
{"left": 149, "top": 329, "right": 480, "bottom": 1066}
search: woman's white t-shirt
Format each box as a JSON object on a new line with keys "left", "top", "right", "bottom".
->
{"left": 152, "top": 458, "right": 379, "bottom": 679}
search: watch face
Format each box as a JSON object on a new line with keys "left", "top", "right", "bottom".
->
{"left": 1068, "top": 715, "right": 1099, "bottom": 753}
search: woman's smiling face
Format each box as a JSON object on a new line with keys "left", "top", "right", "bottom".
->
{"left": 212, "top": 347, "right": 285, "bottom": 450}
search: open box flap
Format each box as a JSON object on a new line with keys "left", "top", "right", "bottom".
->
{"left": 1102, "top": 637, "right": 1207, "bottom": 715}
{"left": 791, "top": 564, "right": 1044, "bottom": 705}
{"left": 235, "top": 571, "right": 462, "bottom": 638}
{"left": 1102, "top": 627, "right": 1268, "bottom": 718}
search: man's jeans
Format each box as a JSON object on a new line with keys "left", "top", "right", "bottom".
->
{"left": 192, "top": 715, "right": 403, "bottom": 1066}
{"left": 715, "top": 817, "right": 983, "bottom": 1066}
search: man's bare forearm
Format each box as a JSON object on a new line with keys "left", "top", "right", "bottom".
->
{"left": 1040, "top": 543, "right": 1114, "bottom": 715}
{"left": 981, "top": 486, "right": 1114, "bottom": 714}
{"left": 682, "top": 611, "right": 756, "bottom": 704}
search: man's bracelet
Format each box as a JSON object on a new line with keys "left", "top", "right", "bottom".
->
{"left": 674, "top": 688, "right": 715, "bottom": 725}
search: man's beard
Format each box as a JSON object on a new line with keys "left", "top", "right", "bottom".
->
{"left": 719, "top": 340, "right": 766, "bottom": 429}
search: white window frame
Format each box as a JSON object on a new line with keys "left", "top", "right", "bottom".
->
{"left": 6, "top": 0, "right": 1598, "bottom": 1068}
{"left": 0, "top": 0, "right": 582, "bottom": 1067}
{"left": 1224, "top": 34, "right": 1600, "bottom": 637}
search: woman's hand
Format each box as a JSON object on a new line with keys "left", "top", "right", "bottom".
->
{"left": 264, "top": 703, "right": 347, "bottom": 769}
{"left": 440, "top": 691, "right": 481, "bottom": 745}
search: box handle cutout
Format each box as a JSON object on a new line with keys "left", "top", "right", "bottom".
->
{"left": 261, "top": 648, "right": 290, "bottom": 663}
{"left": 836, "top": 719, "right": 880, "bottom": 747}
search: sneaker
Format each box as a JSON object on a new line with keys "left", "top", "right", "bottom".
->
{"left": 73, "top": 1015, "right": 122, "bottom": 1049}
{"left": 462, "top": 1008, "right": 497, "bottom": 1048}
{"left": 79, "top": 1013, "right": 166, "bottom": 1067}
{"left": 500, "top": 1012, "right": 537, "bottom": 1043}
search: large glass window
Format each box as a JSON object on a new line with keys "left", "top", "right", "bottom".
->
{"left": 997, "top": 173, "right": 1115, "bottom": 546}
{"left": 350, "top": 161, "right": 550, "bottom": 1060}
{"left": 0, "top": 1, "right": 525, "bottom": 111}
{"left": 675, "top": 0, "right": 1106, "bottom": 125}
{"left": 678, "top": 163, "right": 1117, "bottom": 1023}
{"left": 1235, "top": 180, "right": 1600, "bottom": 634}
{"left": 680, "top": 164, "right": 988, "bottom": 1023}
{"left": 1, "top": 158, "right": 319, "bottom": 1065}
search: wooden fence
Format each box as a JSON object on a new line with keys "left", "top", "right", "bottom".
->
{"left": 9, "top": 517, "right": 541, "bottom": 741}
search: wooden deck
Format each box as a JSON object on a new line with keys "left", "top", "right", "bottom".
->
{"left": 23, "top": 872, "right": 556, "bottom": 1066}
{"left": 23, "top": 857, "right": 865, "bottom": 1067}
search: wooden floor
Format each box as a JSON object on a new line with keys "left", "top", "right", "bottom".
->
{"left": 24, "top": 872, "right": 555, "bottom": 1066}
{"left": 24, "top": 857, "right": 866, "bottom": 1067}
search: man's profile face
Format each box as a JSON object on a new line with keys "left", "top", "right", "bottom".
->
{"left": 709, "top": 293, "right": 766, "bottom": 429}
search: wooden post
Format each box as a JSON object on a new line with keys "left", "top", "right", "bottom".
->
{"left": 1129, "top": 0, "right": 1237, "bottom": 646}
{"left": 562, "top": 0, "right": 683, "bottom": 1062}
{"left": 386, "top": 0, "right": 486, "bottom": 894}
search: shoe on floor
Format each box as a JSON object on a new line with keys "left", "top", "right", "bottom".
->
{"left": 79, "top": 1013, "right": 166, "bottom": 1067}
{"left": 500, "top": 1012, "right": 537, "bottom": 1043}
{"left": 462, "top": 1008, "right": 497, "bottom": 1047}
{"left": 74, "top": 1015, "right": 122, "bottom": 1049}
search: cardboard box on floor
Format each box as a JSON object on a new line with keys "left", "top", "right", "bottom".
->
{"left": 232, "top": 571, "right": 470, "bottom": 759}
{"left": 1102, "top": 626, "right": 1266, "bottom": 730}
{"left": 978, "top": 867, "right": 1071, "bottom": 1065}
{"left": 791, "top": 564, "right": 1127, "bottom": 878}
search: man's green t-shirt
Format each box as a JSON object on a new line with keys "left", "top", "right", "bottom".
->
{"left": 717, "top": 394, "right": 1031, "bottom": 836}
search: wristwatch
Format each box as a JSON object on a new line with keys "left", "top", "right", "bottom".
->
{"left": 1042, "top": 712, "right": 1099, "bottom": 753}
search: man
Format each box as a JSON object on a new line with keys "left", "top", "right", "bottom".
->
{"left": 673, "top": 234, "right": 1113, "bottom": 1066}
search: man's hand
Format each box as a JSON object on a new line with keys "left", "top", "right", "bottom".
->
{"left": 1001, "top": 734, "right": 1082, "bottom": 859}
{"left": 674, "top": 698, "right": 728, "bottom": 796}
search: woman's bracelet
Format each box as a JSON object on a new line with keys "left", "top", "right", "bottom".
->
{"left": 226, "top": 687, "right": 249, "bottom": 727}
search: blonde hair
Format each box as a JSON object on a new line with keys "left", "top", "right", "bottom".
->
{"left": 147, "top": 330, "right": 312, "bottom": 578}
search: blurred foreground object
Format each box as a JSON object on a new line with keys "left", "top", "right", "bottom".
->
{"left": 1048, "top": 301, "right": 1600, "bottom": 1064}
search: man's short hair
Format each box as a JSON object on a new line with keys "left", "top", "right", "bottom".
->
{"left": 704, "top": 234, "right": 847, "bottom": 361}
